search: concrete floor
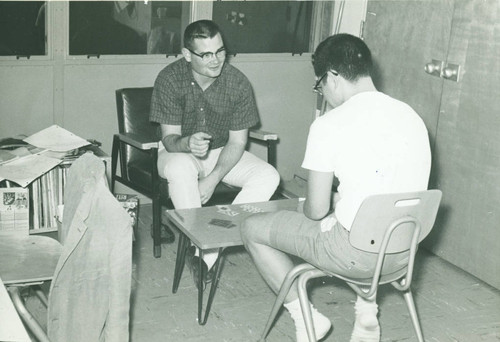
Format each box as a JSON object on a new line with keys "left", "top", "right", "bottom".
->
{"left": 129, "top": 204, "right": 500, "bottom": 342}
{"left": 21, "top": 202, "right": 500, "bottom": 341}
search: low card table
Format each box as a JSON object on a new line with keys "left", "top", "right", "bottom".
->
{"left": 166, "top": 198, "right": 300, "bottom": 325}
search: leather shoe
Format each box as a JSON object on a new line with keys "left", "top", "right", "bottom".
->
{"left": 186, "top": 247, "right": 214, "bottom": 290}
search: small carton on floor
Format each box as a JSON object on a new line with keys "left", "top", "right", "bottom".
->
{"left": 115, "top": 194, "right": 139, "bottom": 239}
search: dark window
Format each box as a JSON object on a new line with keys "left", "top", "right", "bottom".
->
{"left": 212, "top": 1, "right": 314, "bottom": 54}
{"left": 69, "top": 1, "right": 184, "bottom": 56}
{"left": 0, "top": 1, "right": 46, "bottom": 57}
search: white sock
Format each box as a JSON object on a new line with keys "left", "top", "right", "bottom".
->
{"left": 350, "top": 296, "right": 380, "bottom": 342}
{"left": 193, "top": 246, "right": 218, "bottom": 270}
{"left": 284, "top": 298, "right": 332, "bottom": 342}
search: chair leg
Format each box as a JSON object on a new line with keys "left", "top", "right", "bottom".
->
{"left": 152, "top": 195, "right": 162, "bottom": 258}
{"left": 297, "top": 269, "right": 328, "bottom": 342}
{"left": 402, "top": 290, "right": 424, "bottom": 342}
{"left": 8, "top": 286, "right": 50, "bottom": 342}
{"left": 260, "top": 263, "right": 316, "bottom": 341}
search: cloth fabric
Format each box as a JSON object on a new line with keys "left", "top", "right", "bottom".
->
{"left": 149, "top": 58, "right": 260, "bottom": 149}
{"left": 302, "top": 91, "right": 431, "bottom": 230}
{"left": 244, "top": 210, "right": 408, "bottom": 279}
{"left": 157, "top": 146, "right": 279, "bottom": 209}
{"left": 47, "top": 153, "right": 133, "bottom": 342}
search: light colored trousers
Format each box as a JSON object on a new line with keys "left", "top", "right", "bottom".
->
{"left": 158, "top": 146, "right": 280, "bottom": 267}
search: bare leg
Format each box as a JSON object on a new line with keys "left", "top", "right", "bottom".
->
{"left": 241, "top": 213, "right": 300, "bottom": 300}
{"left": 241, "top": 215, "right": 332, "bottom": 341}
{"left": 241, "top": 228, "right": 299, "bottom": 302}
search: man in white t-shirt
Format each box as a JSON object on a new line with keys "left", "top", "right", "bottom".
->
{"left": 241, "top": 34, "right": 431, "bottom": 342}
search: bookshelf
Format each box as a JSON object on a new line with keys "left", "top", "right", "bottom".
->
{"left": 28, "top": 165, "right": 67, "bottom": 235}
{"left": 0, "top": 145, "right": 110, "bottom": 236}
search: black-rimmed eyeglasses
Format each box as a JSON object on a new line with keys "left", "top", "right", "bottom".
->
{"left": 312, "top": 70, "right": 339, "bottom": 95}
{"left": 187, "top": 47, "right": 226, "bottom": 62}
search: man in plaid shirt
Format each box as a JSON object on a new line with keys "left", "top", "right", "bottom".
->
{"left": 150, "top": 20, "right": 279, "bottom": 289}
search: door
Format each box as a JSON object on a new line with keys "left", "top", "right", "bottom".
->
{"left": 363, "top": 0, "right": 500, "bottom": 289}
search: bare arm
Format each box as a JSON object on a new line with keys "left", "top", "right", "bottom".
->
{"left": 160, "top": 124, "right": 211, "bottom": 158}
{"left": 304, "top": 170, "right": 334, "bottom": 220}
{"left": 198, "top": 129, "right": 247, "bottom": 204}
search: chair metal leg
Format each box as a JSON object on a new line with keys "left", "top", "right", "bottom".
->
{"left": 297, "top": 268, "right": 328, "bottom": 342}
{"left": 402, "top": 290, "right": 424, "bottom": 342}
{"left": 260, "top": 263, "right": 317, "bottom": 341}
{"left": 172, "top": 233, "right": 190, "bottom": 293}
{"left": 8, "top": 286, "right": 50, "bottom": 342}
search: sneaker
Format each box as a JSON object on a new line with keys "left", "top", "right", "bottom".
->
{"left": 350, "top": 298, "right": 380, "bottom": 342}
{"left": 284, "top": 299, "right": 332, "bottom": 342}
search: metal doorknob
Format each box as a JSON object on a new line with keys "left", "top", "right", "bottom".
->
{"left": 442, "top": 63, "right": 460, "bottom": 82}
{"left": 442, "top": 67, "right": 457, "bottom": 78}
{"left": 424, "top": 63, "right": 439, "bottom": 74}
{"left": 424, "top": 59, "right": 443, "bottom": 77}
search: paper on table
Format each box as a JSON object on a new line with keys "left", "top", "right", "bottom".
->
{"left": 0, "top": 154, "right": 61, "bottom": 188}
{"left": 23, "top": 125, "right": 90, "bottom": 152}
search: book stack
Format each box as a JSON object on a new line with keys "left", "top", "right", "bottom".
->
{"left": 30, "top": 165, "right": 68, "bottom": 232}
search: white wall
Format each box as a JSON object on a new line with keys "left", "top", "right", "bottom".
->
{"left": 0, "top": 1, "right": 367, "bottom": 190}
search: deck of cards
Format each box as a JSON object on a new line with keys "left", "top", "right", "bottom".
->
{"left": 216, "top": 205, "right": 239, "bottom": 217}
{"left": 240, "top": 204, "right": 264, "bottom": 213}
{"left": 209, "top": 218, "right": 236, "bottom": 229}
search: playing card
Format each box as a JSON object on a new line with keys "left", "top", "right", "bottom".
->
{"left": 239, "top": 204, "right": 263, "bottom": 213}
{"left": 216, "top": 205, "right": 239, "bottom": 217}
{"left": 209, "top": 218, "right": 236, "bottom": 228}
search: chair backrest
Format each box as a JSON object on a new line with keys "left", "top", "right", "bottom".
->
{"left": 349, "top": 190, "right": 442, "bottom": 254}
{"left": 116, "top": 87, "right": 158, "bottom": 168}
{"left": 116, "top": 87, "right": 157, "bottom": 138}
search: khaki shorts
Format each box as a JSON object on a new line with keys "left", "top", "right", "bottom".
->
{"left": 243, "top": 210, "right": 409, "bottom": 279}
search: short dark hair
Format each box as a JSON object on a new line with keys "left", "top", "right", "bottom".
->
{"left": 312, "top": 34, "right": 372, "bottom": 81}
{"left": 183, "top": 20, "right": 221, "bottom": 50}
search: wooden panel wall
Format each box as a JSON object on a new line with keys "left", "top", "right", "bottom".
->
{"left": 426, "top": 0, "right": 500, "bottom": 289}
{"left": 363, "top": 0, "right": 454, "bottom": 148}
{"left": 364, "top": 0, "right": 500, "bottom": 289}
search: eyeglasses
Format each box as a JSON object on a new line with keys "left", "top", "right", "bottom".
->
{"left": 312, "top": 70, "right": 339, "bottom": 95}
{"left": 187, "top": 47, "right": 226, "bottom": 62}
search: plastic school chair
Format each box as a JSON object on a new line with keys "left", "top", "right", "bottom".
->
{"left": 260, "top": 190, "right": 442, "bottom": 342}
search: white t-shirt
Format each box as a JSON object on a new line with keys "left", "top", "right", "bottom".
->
{"left": 302, "top": 91, "right": 431, "bottom": 230}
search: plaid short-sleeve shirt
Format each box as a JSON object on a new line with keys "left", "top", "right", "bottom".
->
{"left": 150, "top": 59, "right": 260, "bottom": 149}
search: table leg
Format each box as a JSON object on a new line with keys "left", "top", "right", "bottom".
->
{"left": 172, "top": 232, "right": 189, "bottom": 294}
{"left": 198, "top": 248, "right": 225, "bottom": 325}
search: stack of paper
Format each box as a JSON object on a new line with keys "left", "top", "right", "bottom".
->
{"left": 0, "top": 125, "right": 90, "bottom": 187}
